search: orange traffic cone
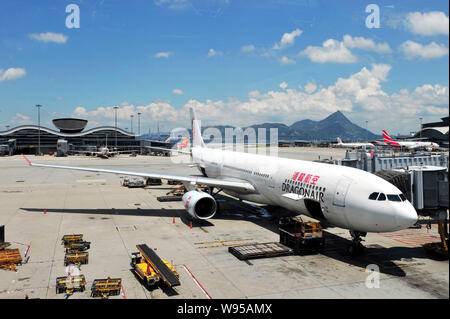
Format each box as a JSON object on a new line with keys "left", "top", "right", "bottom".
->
{"left": 189, "top": 221, "right": 192, "bottom": 229}
{"left": 44, "top": 209, "right": 46, "bottom": 215}
{"left": 173, "top": 215, "right": 175, "bottom": 224}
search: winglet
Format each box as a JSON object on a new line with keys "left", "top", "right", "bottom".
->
{"left": 22, "top": 154, "right": 32, "bottom": 165}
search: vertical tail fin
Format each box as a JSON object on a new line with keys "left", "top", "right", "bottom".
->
{"left": 337, "top": 137, "right": 342, "bottom": 144}
{"left": 382, "top": 130, "right": 394, "bottom": 143}
{"left": 190, "top": 107, "right": 205, "bottom": 148}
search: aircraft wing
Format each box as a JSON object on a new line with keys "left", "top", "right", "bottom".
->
{"left": 109, "top": 150, "right": 139, "bottom": 154}
{"left": 144, "top": 145, "right": 191, "bottom": 154}
{"left": 71, "top": 150, "right": 99, "bottom": 154}
{"left": 22, "top": 155, "right": 256, "bottom": 192}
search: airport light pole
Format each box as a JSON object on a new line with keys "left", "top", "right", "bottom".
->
{"left": 130, "top": 114, "right": 134, "bottom": 134}
{"left": 36, "top": 104, "right": 42, "bottom": 156}
{"left": 137, "top": 112, "right": 141, "bottom": 136}
{"left": 113, "top": 106, "right": 119, "bottom": 149}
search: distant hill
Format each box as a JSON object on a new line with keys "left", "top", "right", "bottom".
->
{"left": 202, "top": 111, "right": 379, "bottom": 141}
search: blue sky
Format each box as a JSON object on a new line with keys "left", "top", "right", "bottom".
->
{"left": 0, "top": 0, "right": 448, "bottom": 135}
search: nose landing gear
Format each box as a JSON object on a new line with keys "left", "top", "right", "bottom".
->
{"left": 348, "top": 231, "right": 367, "bottom": 256}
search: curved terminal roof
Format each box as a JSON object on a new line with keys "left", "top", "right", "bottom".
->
{"left": 0, "top": 125, "right": 135, "bottom": 138}
{"left": 413, "top": 126, "right": 449, "bottom": 138}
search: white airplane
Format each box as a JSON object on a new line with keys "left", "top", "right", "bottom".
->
{"left": 71, "top": 137, "right": 138, "bottom": 158}
{"left": 382, "top": 130, "right": 439, "bottom": 151}
{"left": 335, "top": 137, "right": 374, "bottom": 149}
{"left": 72, "top": 146, "right": 137, "bottom": 158}
{"left": 22, "top": 108, "right": 418, "bottom": 256}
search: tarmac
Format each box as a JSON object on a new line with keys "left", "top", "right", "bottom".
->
{"left": 0, "top": 147, "right": 448, "bottom": 299}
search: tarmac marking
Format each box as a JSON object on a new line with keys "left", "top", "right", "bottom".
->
{"left": 194, "top": 238, "right": 252, "bottom": 249}
{"left": 183, "top": 264, "right": 212, "bottom": 299}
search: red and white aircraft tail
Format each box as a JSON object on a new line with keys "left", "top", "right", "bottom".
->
{"left": 382, "top": 130, "right": 400, "bottom": 147}
{"left": 177, "top": 136, "right": 190, "bottom": 149}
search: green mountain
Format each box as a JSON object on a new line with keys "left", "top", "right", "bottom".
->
{"left": 202, "top": 111, "right": 378, "bottom": 141}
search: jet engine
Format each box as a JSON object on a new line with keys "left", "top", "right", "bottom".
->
{"left": 182, "top": 191, "right": 217, "bottom": 220}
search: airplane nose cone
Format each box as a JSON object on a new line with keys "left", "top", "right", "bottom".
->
{"left": 395, "top": 205, "right": 418, "bottom": 229}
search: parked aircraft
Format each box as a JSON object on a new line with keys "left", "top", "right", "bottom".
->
{"left": 382, "top": 130, "right": 439, "bottom": 151}
{"left": 22, "top": 108, "right": 418, "bottom": 256}
{"left": 335, "top": 137, "right": 374, "bottom": 149}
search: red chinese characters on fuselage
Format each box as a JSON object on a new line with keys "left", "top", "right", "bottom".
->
{"left": 291, "top": 172, "right": 320, "bottom": 185}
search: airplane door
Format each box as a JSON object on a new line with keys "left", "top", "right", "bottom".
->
{"left": 333, "top": 178, "right": 352, "bottom": 207}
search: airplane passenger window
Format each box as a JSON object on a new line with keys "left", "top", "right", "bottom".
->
{"left": 368, "top": 192, "right": 379, "bottom": 200}
{"left": 387, "top": 194, "right": 401, "bottom": 202}
{"left": 399, "top": 194, "right": 407, "bottom": 201}
{"left": 377, "top": 193, "right": 386, "bottom": 201}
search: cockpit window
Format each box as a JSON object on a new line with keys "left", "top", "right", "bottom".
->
{"left": 387, "top": 194, "right": 401, "bottom": 202}
{"left": 399, "top": 194, "right": 407, "bottom": 201}
{"left": 377, "top": 193, "right": 386, "bottom": 201}
{"left": 368, "top": 192, "right": 379, "bottom": 200}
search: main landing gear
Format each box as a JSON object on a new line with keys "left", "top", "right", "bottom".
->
{"left": 347, "top": 231, "right": 367, "bottom": 256}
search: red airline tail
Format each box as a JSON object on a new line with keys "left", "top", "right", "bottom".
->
{"left": 382, "top": 130, "right": 394, "bottom": 143}
{"left": 382, "top": 130, "right": 400, "bottom": 147}
{"left": 177, "top": 136, "right": 190, "bottom": 149}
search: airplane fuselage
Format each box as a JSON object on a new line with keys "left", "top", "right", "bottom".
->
{"left": 192, "top": 147, "right": 417, "bottom": 233}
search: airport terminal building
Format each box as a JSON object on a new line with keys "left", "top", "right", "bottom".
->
{"left": 0, "top": 118, "right": 139, "bottom": 155}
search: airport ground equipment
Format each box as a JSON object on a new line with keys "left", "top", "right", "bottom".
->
{"left": 91, "top": 278, "right": 122, "bottom": 298}
{"left": 121, "top": 177, "right": 146, "bottom": 188}
{"left": 229, "top": 242, "right": 293, "bottom": 260}
{"left": 146, "top": 178, "right": 162, "bottom": 186}
{"left": 65, "top": 240, "right": 90, "bottom": 252}
{"left": 157, "top": 183, "right": 185, "bottom": 202}
{"left": 131, "top": 244, "right": 180, "bottom": 288}
{"left": 229, "top": 217, "right": 325, "bottom": 260}
{"left": 0, "top": 248, "right": 22, "bottom": 271}
{"left": 56, "top": 275, "right": 86, "bottom": 294}
{"left": 279, "top": 217, "right": 325, "bottom": 253}
{"left": 56, "top": 139, "right": 68, "bottom": 157}
{"left": 62, "top": 234, "right": 83, "bottom": 246}
{"left": 423, "top": 216, "right": 449, "bottom": 259}
{"left": 64, "top": 251, "right": 89, "bottom": 266}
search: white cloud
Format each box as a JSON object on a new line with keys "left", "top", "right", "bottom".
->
{"left": 172, "top": 88, "right": 184, "bottom": 95}
{"left": 405, "top": 11, "right": 449, "bottom": 36}
{"left": 304, "top": 82, "right": 317, "bottom": 94}
{"left": 279, "top": 82, "right": 288, "bottom": 90}
{"left": 70, "top": 64, "right": 448, "bottom": 134}
{"left": 207, "top": 48, "right": 223, "bottom": 58}
{"left": 155, "top": 51, "right": 173, "bottom": 58}
{"left": 300, "top": 39, "right": 357, "bottom": 63}
{"left": 399, "top": 40, "right": 449, "bottom": 60}
{"left": 241, "top": 44, "right": 255, "bottom": 53}
{"left": 29, "top": 32, "right": 68, "bottom": 44}
{"left": 13, "top": 113, "right": 31, "bottom": 125}
{"left": 0, "top": 67, "right": 26, "bottom": 81}
{"left": 273, "top": 28, "right": 303, "bottom": 50}
{"left": 73, "top": 102, "right": 184, "bottom": 127}
{"left": 342, "top": 35, "right": 391, "bottom": 53}
{"left": 154, "top": 0, "right": 190, "bottom": 10}
{"left": 279, "top": 56, "right": 296, "bottom": 65}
